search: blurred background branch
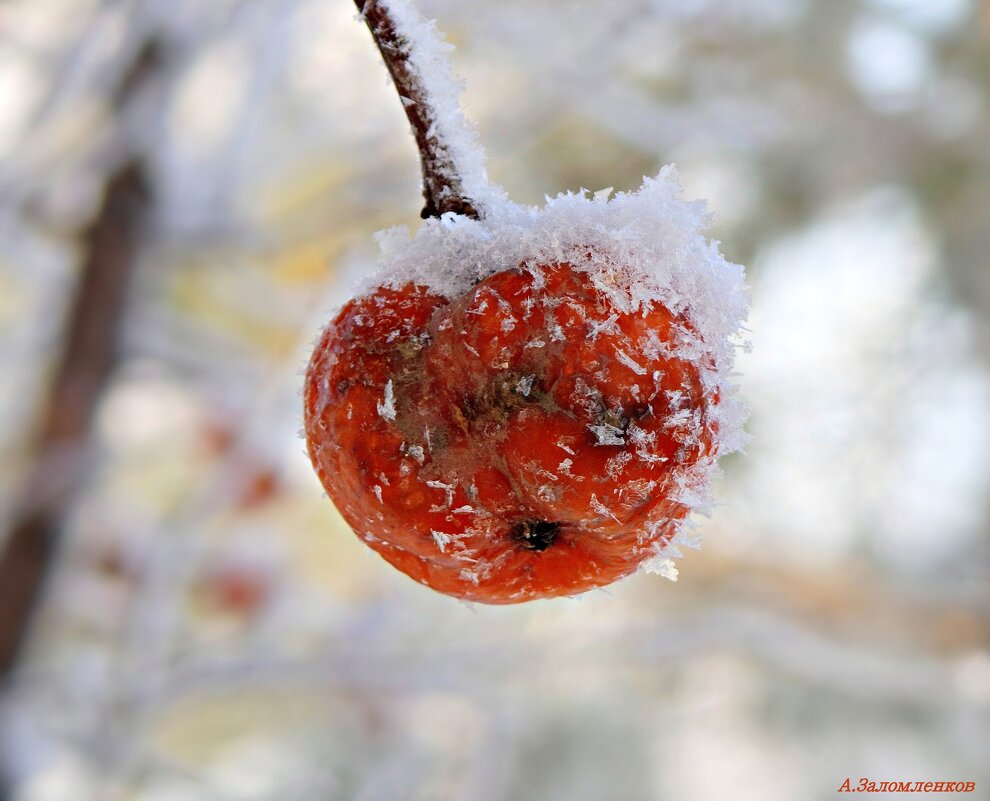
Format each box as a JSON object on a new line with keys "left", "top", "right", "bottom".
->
{"left": 0, "top": 37, "right": 163, "bottom": 676}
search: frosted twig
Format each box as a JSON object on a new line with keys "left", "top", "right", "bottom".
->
{"left": 353, "top": 0, "right": 481, "bottom": 219}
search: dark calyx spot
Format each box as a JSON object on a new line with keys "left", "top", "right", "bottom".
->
{"left": 512, "top": 519, "right": 560, "bottom": 551}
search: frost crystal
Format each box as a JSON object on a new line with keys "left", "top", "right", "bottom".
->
{"left": 588, "top": 314, "right": 620, "bottom": 341}
{"left": 431, "top": 530, "right": 452, "bottom": 552}
{"left": 614, "top": 347, "right": 648, "bottom": 375}
{"left": 377, "top": 379, "right": 396, "bottom": 421}
{"left": 640, "top": 554, "right": 679, "bottom": 581}
{"left": 589, "top": 424, "right": 626, "bottom": 446}
{"left": 590, "top": 494, "right": 620, "bottom": 522}
{"left": 426, "top": 479, "right": 455, "bottom": 507}
{"left": 459, "top": 567, "right": 480, "bottom": 585}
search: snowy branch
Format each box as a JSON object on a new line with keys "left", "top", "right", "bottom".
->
{"left": 353, "top": 0, "right": 481, "bottom": 219}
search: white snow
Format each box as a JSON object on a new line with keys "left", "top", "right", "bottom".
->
{"left": 640, "top": 553, "right": 679, "bottom": 581}
{"left": 589, "top": 423, "right": 626, "bottom": 447}
{"left": 426, "top": 479, "right": 455, "bottom": 506}
{"left": 590, "top": 493, "right": 621, "bottom": 523}
{"left": 431, "top": 530, "right": 452, "bottom": 552}
{"left": 373, "top": 0, "right": 506, "bottom": 214}
{"left": 367, "top": 171, "right": 749, "bottom": 415}
{"left": 377, "top": 379, "right": 396, "bottom": 421}
{"left": 615, "top": 347, "right": 648, "bottom": 375}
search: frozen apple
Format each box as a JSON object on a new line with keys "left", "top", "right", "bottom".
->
{"left": 305, "top": 0, "right": 748, "bottom": 602}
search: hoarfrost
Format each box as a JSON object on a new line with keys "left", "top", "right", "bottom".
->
{"left": 606, "top": 452, "right": 634, "bottom": 478}
{"left": 640, "top": 553, "right": 679, "bottom": 581}
{"left": 589, "top": 424, "right": 625, "bottom": 446}
{"left": 426, "top": 479, "right": 455, "bottom": 506}
{"left": 367, "top": 169, "right": 749, "bottom": 390}
{"left": 588, "top": 314, "right": 620, "bottom": 341}
{"left": 590, "top": 493, "right": 621, "bottom": 522}
{"left": 622, "top": 478, "right": 657, "bottom": 499}
{"left": 374, "top": 0, "right": 505, "bottom": 214}
{"left": 377, "top": 379, "right": 396, "bottom": 421}
{"left": 431, "top": 530, "right": 452, "bottom": 552}
{"left": 614, "top": 347, "right": 648, "bottom": 375}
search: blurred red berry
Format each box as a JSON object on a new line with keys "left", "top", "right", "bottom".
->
{"left": 236, "top": 467, "right": 281, "bottom": 510}
{"left": 202, "top": 566, "right": 270, "bottom": 617}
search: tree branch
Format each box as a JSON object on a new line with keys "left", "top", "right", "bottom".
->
{"left": 0, "top": 41, "right": 161, "bottom": 678}
{"left": 353, "top": 0, "right": 479, "bottom": 219}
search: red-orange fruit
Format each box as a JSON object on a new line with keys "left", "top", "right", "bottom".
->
{"left": 304, "top": 262, "right": 718, "bottom": 603}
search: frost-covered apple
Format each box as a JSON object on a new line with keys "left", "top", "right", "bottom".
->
{"left": 304, "top": 0, "right": 748, "bottom": 602}
{"left": 305, "top": 175, "right": 748, "bottom": 603}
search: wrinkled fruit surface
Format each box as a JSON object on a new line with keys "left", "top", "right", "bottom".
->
{"left": 304, "top": 262, "right": 718, "bottom": 603}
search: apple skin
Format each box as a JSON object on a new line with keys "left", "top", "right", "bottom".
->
{"left": 304, "top": 263, "right": 717, "bottom": 603}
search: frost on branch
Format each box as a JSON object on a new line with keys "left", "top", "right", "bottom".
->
{"left": 357, "top": 0, "right": 506, "bottom": 217}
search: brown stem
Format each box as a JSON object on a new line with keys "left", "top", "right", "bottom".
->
{"left": 0, "top": 42, "right": 160, "bottom": 678}
{"left": 354, "top": 0, "right": 479, "bottom": 219}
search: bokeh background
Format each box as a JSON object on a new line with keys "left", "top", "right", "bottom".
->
{"left": 1, "top": 0, "right": 988, "bottom": 799}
